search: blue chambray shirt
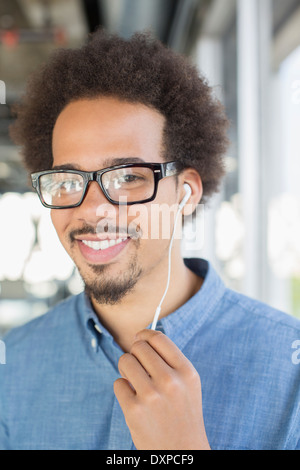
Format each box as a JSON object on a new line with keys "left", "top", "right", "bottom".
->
{"left": 0, "top": 258, "right": 299, "bottom": 450}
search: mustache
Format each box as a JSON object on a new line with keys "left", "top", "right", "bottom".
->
{"left": 69, "top": 221, "right": 142, "bottom": 242}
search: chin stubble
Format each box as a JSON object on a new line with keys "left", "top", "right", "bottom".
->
{"left": 79, "top": 241, "right": 143, "bottom": 305}
{"left": 69, "top": 223, "right": 143, "bottom": 305}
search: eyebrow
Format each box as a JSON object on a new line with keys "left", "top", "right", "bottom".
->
{"left": 52, "top": 157, "right": 145, "bottom": 171}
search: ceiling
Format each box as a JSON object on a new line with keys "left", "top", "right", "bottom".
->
{"left": 0, "top": 0, "right": 210, "bottom": 98}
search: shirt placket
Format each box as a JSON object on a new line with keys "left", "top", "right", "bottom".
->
{"left": 101, "top": 335, "right": 134, "bottom": 450}
{"left": 87, "top": 320, "right": 134, "bottom": 449}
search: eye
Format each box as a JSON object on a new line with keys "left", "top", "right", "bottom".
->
{"left": 101, "top": 167, "right": 153, "bottom": 196}
{"left": 42, "top": 177, "right": 83, "bottom": 195}
{"left": 120, "top": 174, "right": 144, "bottom": 184}
{"left": 59, "top": 179, "right": 82, "bottom": 193}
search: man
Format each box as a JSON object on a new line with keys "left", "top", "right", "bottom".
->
{"left": 0, "top": 29, "right": 299, "bottom": 450}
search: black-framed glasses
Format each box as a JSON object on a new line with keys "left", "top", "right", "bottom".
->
{"left": 31, "top": 161, "right": 182, "bottom": 209}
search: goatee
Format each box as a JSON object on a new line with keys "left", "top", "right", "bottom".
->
{"left": 82, "top": 252, "right": 142, "bottom": 305}
{"left": 69, "top": 222, "right": 143, "bottom": 305}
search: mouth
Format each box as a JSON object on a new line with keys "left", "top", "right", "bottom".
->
{"left": 76, "top": 235, "right": 131, "bottom": 264}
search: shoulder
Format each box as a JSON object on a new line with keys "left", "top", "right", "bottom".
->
{"left": 213, "top": 287, "right": 300, "bottom": 377}
{"left": 219, "top": 289, "right": 300, "bottom": 449}
{"left": 222, "top": 287, "right": 300, "bottom": 334}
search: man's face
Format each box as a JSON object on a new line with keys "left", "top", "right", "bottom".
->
{"left": 51, "top": 97, "right": 180, "bottom": 305}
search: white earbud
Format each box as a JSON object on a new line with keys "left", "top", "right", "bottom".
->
{"left": 178, "top": 183, "right": 192, "bottom": 210}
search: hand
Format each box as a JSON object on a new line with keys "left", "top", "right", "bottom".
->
{"left": 114, "top": 329, "right": 210, "bottom": 450}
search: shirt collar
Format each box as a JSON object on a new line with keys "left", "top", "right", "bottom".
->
{"left": 80, "top": 258, "right": 226, "bottom": 350}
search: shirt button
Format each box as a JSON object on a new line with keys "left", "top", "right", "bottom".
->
{"left": 91, "top": 338, "right": 97, "bottom": 350}
{"left": 94, "top": 324, "right": 102, "bottom": 334}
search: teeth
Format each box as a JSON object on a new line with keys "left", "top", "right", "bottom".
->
{"left": 81, "top": 238, "right": 127, "bottom": 251}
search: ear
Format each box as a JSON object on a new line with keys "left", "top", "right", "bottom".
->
{"left": 178, "top": 169, "right": 203, "bottom": 216}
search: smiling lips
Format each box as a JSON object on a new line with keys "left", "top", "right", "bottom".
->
{"left": 81, "top": 237, "right": 128, "bottom": 251}
{"left": 76, "top": 236, "right": 131, "bottom": 264}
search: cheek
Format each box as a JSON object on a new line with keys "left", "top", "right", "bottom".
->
{"left": 50, "top": 209, "right": 73, "bottom": 244}
{"left": 126, "top": 203, "right": 154, "bottom": 241}
{"left": 127, "top": 203, "right": 176, "bottom": 244}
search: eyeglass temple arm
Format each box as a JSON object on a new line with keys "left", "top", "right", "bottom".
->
{"left": 163, "top": 162, "right": 182, "bottom": 177}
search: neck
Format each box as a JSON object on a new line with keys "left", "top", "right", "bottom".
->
{"left": 90, "top": 249, "right": 203, "bottom": 352}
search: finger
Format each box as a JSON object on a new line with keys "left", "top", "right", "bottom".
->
{"left": 130, "top": 339, "right": 173, "bottom": 380}
{"left": 118, "top": 352, "right": 152, "bottom": 395}
{"left": 134, "top": 329, "right": 191, "bottom": 371}
{"left": 114, "top": 377, "right": 136, "bottom": 410}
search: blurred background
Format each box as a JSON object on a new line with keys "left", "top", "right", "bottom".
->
{"left": 0, "top": 0, "right": 300, "bottom": 337}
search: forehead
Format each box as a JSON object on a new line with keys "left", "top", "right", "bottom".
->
{"left": 52, "top": 97, "right": 166, "bottom": 170}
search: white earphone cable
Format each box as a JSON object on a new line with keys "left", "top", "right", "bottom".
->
{"left": 150, "top": 204, "right": 182, "bottom": 331}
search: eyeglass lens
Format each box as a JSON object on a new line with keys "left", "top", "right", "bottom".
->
{"left": 39, "top": 167, "right": 155, "bottom": 206}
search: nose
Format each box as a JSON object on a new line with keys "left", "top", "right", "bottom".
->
{"left": 74, "top": 181, "right": 114, "bottom": 224}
